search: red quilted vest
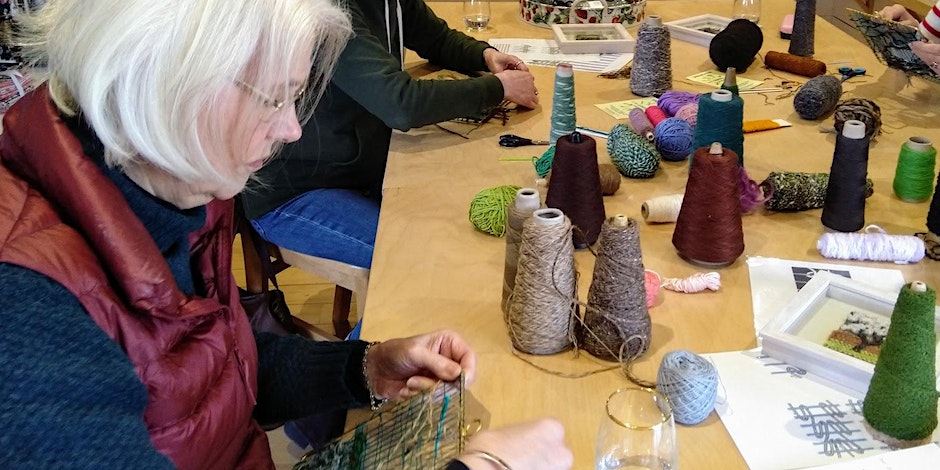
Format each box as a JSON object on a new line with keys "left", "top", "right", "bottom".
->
{"left": 0, "top": 86, "right": 274, "bottom": 469}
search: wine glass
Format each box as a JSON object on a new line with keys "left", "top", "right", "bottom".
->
{"left": 596, "top": 388, "right": 678, "bottom": 470}
{"left": 731, "top": 0, "right": 761, "bottom": 23}
{"left": 463, "top": 0, "right": 490, "bottom": 32}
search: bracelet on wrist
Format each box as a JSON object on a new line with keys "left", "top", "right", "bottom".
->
{"left": 463, "top": 449, "right": 512, "bottom": 470}
{"left": 362, "top": 341, "right": 388, "bottom": 411}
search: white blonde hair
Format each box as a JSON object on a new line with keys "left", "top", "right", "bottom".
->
{"left": 16, "top": 0, "right": 351, "bottom": 184}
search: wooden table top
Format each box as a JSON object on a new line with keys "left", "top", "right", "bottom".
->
{"left": 362, "top": 1, "right": 940, "bottom": 468}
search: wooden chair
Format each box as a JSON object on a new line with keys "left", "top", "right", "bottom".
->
{"left": 234, "top": 198, "right": 369, "bottom": 340}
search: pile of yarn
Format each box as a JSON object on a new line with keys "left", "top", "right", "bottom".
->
{"left": 709, "top": 18, "right": 764, "bottom": 72}
{"left": 468, "top": 185, "right": 521, "bottom": 236}
{"left": 627, "top": 90, "right": 699, "bottom": 162}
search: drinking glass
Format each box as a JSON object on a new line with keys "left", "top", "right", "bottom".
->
{"left": 596, "top": 388, "right": 678, "bottom": 470}
{"left": 463, "top": 0, "right": 490, "bottom": 32}
{"left": 731, "top": 0, "right": 761, "bottom": 23}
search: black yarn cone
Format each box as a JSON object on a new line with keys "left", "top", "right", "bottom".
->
{"left": 545, "top": 132, "right": 606, "bottom": 246}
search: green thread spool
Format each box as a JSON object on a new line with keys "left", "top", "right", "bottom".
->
{"left": 549, "top": 63, "right": 576, "bottom": 144}
{"left": 893, "top": 137, "right": 937, "bottom": 203}
{"left": 469, "top": 185, "right": 521, "bottom": 237}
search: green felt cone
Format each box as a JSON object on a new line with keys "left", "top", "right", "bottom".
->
{"left": 863, "top": 282, "right": 939, "bottom": 445}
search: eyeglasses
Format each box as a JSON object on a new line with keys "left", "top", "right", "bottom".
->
{"left": 234, "top": 79, "right": 307, "bottom": 120}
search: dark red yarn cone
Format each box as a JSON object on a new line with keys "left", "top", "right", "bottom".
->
{"left": 546, "top": 132, "right": 607, "bottom": 246}
{"left": 672, "top": 144, "right": 744, "bottom": 266}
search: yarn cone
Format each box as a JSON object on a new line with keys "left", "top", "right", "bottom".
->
{"left": 789, "top": 0, "right": 817, "bottom": 57}
{"left": 502, "top": 188, "right": 541, "bottom": 315}
{"left": 581, "top": 215, "right": 651, "bottom": 362}
{"left": 549, "top": 63, "right": 576, "bottom": 144}
{"left": 862, "top": 281, "right": 938, "bottom": 448}
{"left": 545, "top": 132, "right": 606, "bottom": 247}
{"left": 506, "top": 208, "right": 577, "bottom": 355}
{"left": 673, "top": 142, "right": 744, "bottom": 267}
{"left": 821, "top": 120, "right": 869, "bottom": 233}
{"left": 630, "top": 15, "right": 672, "bottom": 97}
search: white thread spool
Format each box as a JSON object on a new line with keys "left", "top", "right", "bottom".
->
{"left": 642, "top": 194, "right": 684, "bottom": 223}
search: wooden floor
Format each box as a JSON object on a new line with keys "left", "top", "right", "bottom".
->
{"left": 232, "top": 235, "right": 359, "bottom": 334}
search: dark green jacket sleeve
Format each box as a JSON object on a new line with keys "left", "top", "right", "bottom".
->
{"left": 253, "top": 333, "right": 371, "bottom": 425}
{"left": 330, "top": 0, "right": 504, "bottom": 131}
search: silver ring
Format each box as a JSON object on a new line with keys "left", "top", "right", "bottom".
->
{"left": 932, "top": 61, "right": 939, "bottom": 69}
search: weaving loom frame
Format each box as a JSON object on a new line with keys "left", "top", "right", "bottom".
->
{"left": 294, "top": 377, "right": 466, "bottom": 469}
{"left": 847, "top": 8, "right": 940, "bottom": 84}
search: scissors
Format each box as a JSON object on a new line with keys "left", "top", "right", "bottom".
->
{"left": 838, "top": 66, "right": 866, "bottom": 82}
{"left": 499, "top": 134, "right": 550, "bottom": 147}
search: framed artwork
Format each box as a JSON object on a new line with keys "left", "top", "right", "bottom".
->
{"left": 760, "top": 272, "right": 940, "bottom": 394}
{"left": 664, "top": 14, "right": 731, "bottom": 47}
{"left": 551, "top": 23, "right": 635, "bottom": 54}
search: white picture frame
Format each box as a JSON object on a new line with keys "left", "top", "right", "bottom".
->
{"left": 664, "top": 14, "right": 732, "bottom": 47}
{"left": 759, "top": 272, "right": 940, "bottom": 395}
{"left": 551, "top": 23, "right": 635, "bottom": 54}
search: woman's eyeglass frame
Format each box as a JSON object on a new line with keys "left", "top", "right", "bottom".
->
{"left": 234, "top": 79, "right": 307, "bottom": 118}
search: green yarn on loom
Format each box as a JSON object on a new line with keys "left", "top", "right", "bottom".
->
{"left": 469, "top": 185, "right": 521, "bottom": 237}
{"left": 863, "top": 282, "right": 939, "bottom": 443}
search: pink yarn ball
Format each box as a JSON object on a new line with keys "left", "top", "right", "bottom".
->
{"left": 644, "top": 270, "right": 661, "bottom": 308}
{"left": 675, "top": 102, "right": 698, "bottom": 129}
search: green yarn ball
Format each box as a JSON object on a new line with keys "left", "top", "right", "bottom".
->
{"left": 469, "top": 185, "right": 521, "bottom": 237}
{"left": 863, "top": 282, "right": 939, "bottom": 443}
{"left": 607, "top": 124, "right": 660, "bottom": 178}
{"left": 534, "top": 145, "right": 555, "bottom": 178}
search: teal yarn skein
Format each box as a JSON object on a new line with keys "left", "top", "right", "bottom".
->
{"left": 549, "top": 63, "right": 576, "bottom": 144}
{"left": 893, "top": 137, "right": 938, "bottom": 203}
{"left": 608, "top": 124, "right": 660, "bottom": 178}
{"left": 691, "top": 89, "right": 745, "bottom": 165}
{"left": 469, "top": 185, "right": 521, "bottom": 237}
{"left": 534, "top": 145, "right": 556, "bottom": 178}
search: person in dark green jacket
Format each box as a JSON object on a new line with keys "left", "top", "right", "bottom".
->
{"left": 241, "top": 0, "right": 539, "bottom": 271}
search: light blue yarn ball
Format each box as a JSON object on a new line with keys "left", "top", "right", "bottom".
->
{"left": 654, "top": 117, "right": 694, "bottom": 162}
{"left": 656, "top": 350, "right": 718, "bottom": 425}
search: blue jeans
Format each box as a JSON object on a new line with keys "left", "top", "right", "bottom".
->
{"left": 250, "top": 188, "right": 380, "bottom": 269}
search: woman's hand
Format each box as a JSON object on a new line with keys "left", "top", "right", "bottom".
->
{"left": 484, "top": 48, "right": 529, "bottom": 73}
{"left": 879, "top": 4, "right": 919, "bottom": 27}
{"left": 911, "top": 40, "right": 940, "bottom": 73}
{"left": 457, "top": 419, "right": 574, "bottom": 470}
{"left": 364, "top": 330, "right": 476, "bottom": 400}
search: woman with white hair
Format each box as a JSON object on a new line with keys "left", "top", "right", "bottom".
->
{"left": 0, "top": 0, "right": 572, "bottom": 468}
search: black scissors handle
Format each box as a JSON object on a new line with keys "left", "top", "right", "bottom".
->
{"left": 499, "top": 134, "right": 550, "bottom": 147}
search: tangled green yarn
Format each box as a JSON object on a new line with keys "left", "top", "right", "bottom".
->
{"left": 469, "top": 185, "right": 521, "bottom": 237}
{"left": 534, "top": 146, "right": 555, "bottom": 178}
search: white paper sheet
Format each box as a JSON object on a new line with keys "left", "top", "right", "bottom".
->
{"left": 802, "top": 443, "right": 940, "bottom": 469}
{"left": 705, "top": 349, "right": 940, "bottom": 470}
{"left": 487, "top": 38, "right": 633, "bottom": 73}
{"left": 746, "top": 256, "right": 906, "bottom": 334}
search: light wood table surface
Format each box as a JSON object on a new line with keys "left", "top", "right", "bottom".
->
{"left": 362, "top": 1, "right": 940, "bottom": 468}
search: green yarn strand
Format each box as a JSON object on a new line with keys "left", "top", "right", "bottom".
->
{"left": 469, "top": 185, "right": 521, "bottom": 237}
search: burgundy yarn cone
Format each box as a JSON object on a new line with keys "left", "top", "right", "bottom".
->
{"left": 545, "top": 132, "right": 607, "bottom": 246}
{"left": 672, "top": 143, "right": 744, "bottom": 266}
